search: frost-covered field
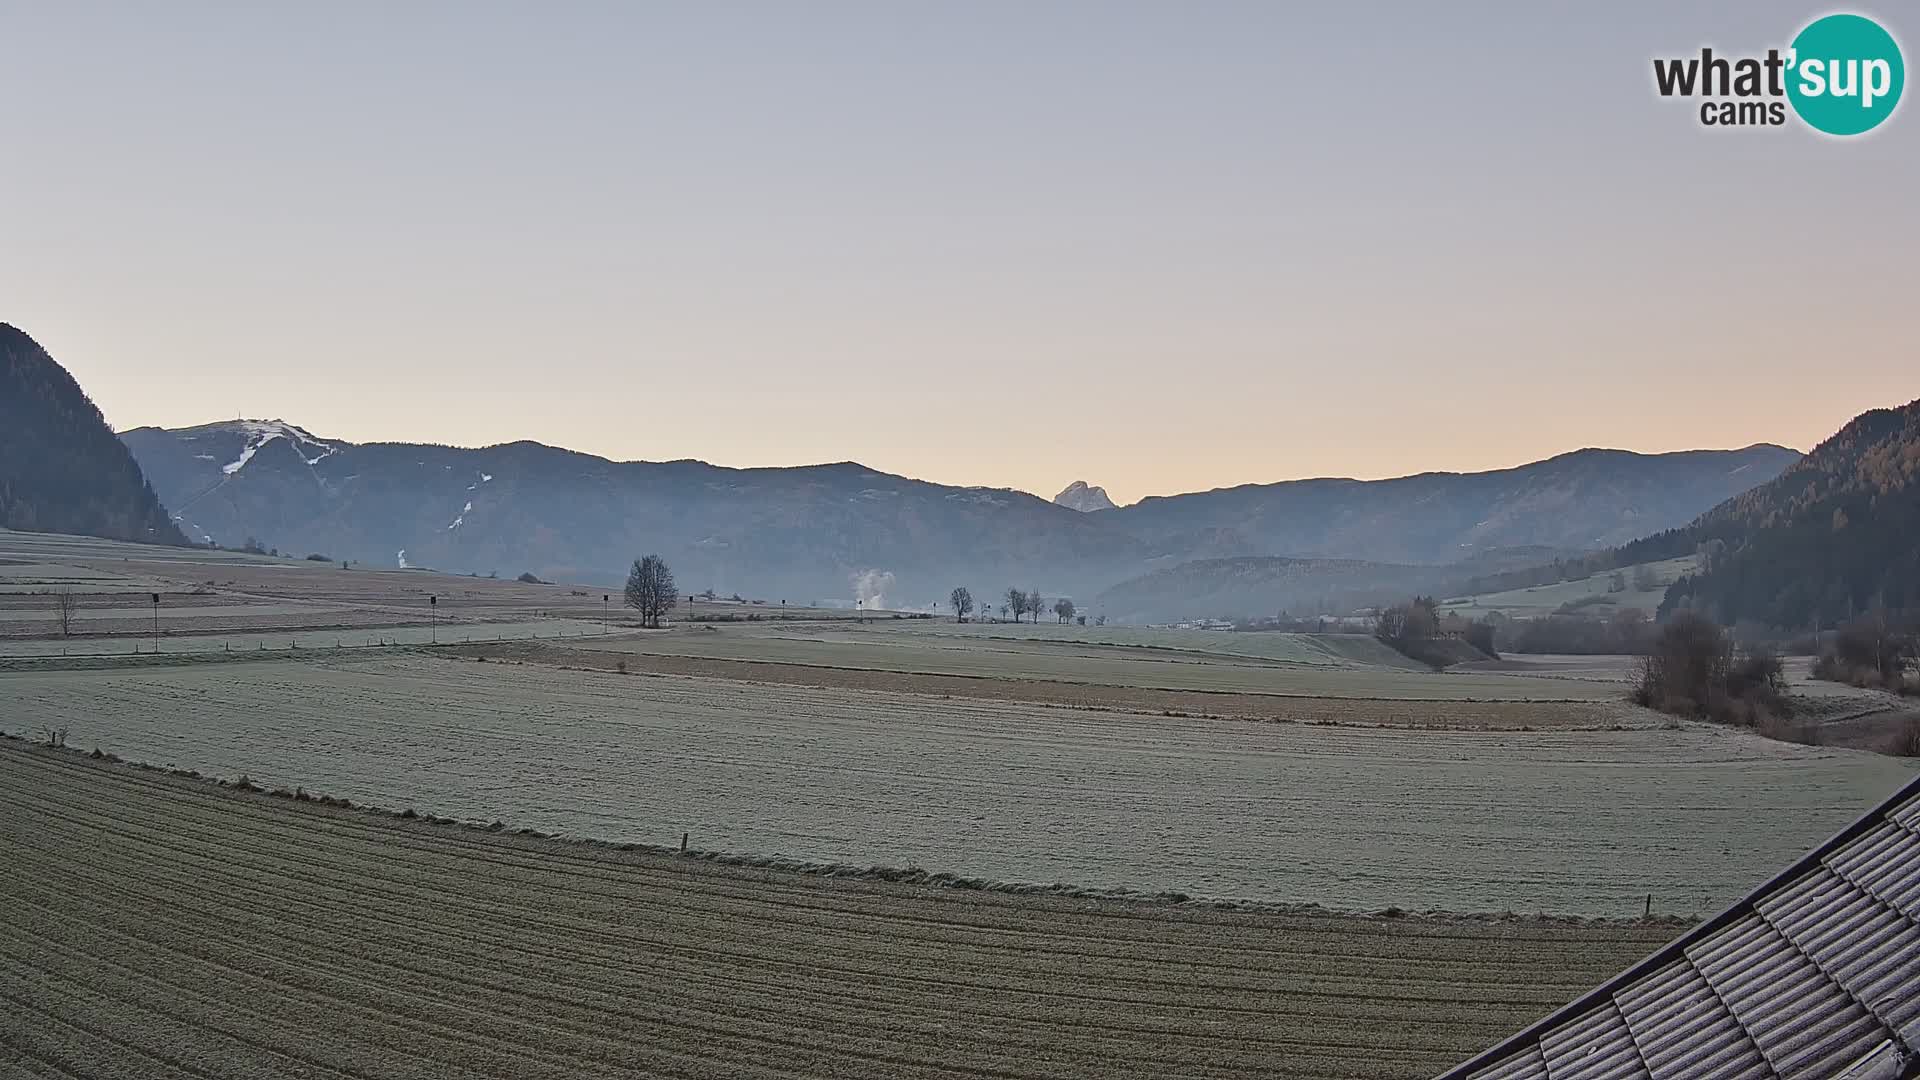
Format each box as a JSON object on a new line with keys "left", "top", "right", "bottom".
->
{"left": 573, "top": 622, "right": 1622, "bottom": 700}
{"left": 837, "top": 619, "right": 1432, "bottom": 665}
{"left": 5, "top": 654, "right": 1911, "bottom": 916}
{"left": 0, "top": 742, "right": 1673, "bottom": 1080}
{"left": 0, "top": 618, "right": 610, "bottom": 655}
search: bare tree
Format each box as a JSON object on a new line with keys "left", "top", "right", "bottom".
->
{"left": 1632, "top": 563, "right": 1659, "bottom": 592}
{"left": 949, "top": 587, "right": 974, "bottom": 622}
{"left": 53, "top": 591, "right": 79, "bottom": 638}
{"left": 1053, "top": 598, "right": 1075, "bottom": 624}
{"left": 625, "top": 555, "right": 679, "bottom": 629}
{"left": 1006, "top": 587, "right": 1028, "bottom": 623}
{"left": 1375, "top": 595, "right": 1440, "bottom": 646}
{"left": 1027, "top": 589, "right": 1043, "bottom": 623}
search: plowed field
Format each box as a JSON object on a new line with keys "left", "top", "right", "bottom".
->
{"left": 0, "top": 742, "right": 1672, "bottom": 1080}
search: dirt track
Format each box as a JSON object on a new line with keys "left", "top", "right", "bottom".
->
{"left": 0, "top": 742, "right": 1672, "bottom": 1080}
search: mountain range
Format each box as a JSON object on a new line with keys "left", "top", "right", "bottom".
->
{"left": 0, "top": 324, "right": 185, "bottom": 545}
{"left": 119, "top": 417, "right": 1797, "bottom": 613}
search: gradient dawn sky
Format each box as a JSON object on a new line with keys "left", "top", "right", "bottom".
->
{"left": 3, "top": 2, "right": 1915, "bottom": 504}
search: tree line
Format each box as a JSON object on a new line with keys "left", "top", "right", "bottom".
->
{"left": 947, "top": 586, "right": 1087, "bottom": 625}
{"left": 1372, "top": 596, "right": 1498, "bottom": 666}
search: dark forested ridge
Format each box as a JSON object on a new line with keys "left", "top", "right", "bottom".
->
{"left": 1659, "top": 398, "right": 1920, "bottom": 628}
{"left": 0, "top": 324, "right": 187, "bottom": 545}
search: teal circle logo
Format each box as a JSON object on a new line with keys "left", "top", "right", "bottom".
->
{"left": 1787, "top": 13, "right": 1904, "bottom": 135}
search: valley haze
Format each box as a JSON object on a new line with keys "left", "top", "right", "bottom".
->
{"left": 120, "top": 416, "right": 1797, "bottom": 617}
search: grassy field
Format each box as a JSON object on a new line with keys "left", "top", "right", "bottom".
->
{"left": 0, "top": 741, "right": 1678, "bottom": 1080}
{"left": 568, "top": 623, "right": 1621, "bottom": 701}
{"left": 1440, "top": 556, "right": 1699, "bottom": 619}
{"left": 5, "top": 653, "right": 1911, "bottom": 916}
{"left": 842, "top": 620, "right": 1434, "bottom": 666}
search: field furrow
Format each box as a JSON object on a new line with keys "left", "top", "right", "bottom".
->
{"left": 0, "top": 742, "right": 1672, "bottom": 1080}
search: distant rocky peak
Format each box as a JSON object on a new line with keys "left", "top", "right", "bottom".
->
{"left": 1054, "top": 480, "right": 1117, "bottom": 512}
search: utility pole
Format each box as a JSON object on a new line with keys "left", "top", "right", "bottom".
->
{"left": 603, "top": 594, "right": 610, "bottom": 633}
{"left": 150, "top": 592, "right": 160, "bottom": 652}
{"left": 429, "top": 595, "right": 437, "bottom": 644}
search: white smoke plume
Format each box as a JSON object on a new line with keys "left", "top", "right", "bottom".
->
{"left": 851, "top": 569, "right": 896, "bottom": 611}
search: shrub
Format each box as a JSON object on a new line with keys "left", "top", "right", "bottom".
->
{"left": 1726, "top": 645, "right": 1786, "bottom": 701}
{"left": 1374, "top": 597, "right": 1439, "bottom": 645}
{"left": 1813, "top": 612, "right": 1918, "bottom": 692}
{"left": 1555, "top": 594, "right": 1617, "bottom": 615}
{"left": 1464, "top": 620, "right": 1499, "bottom": 659}
{"left": 1630, "top": 612, "right": 1725, "bottom": 712}
{"left": 1759, "top": 712, "right": 1823, "bottom": 747}
{"left": 1631, "top": 612, "right": 1787, "bottom": 728}
{"left": 517, "top": 572, "right": 545, "bottom": 584}
{"left": 1890, "top": 716, "right": 1920, "bottom": 757}
{"left": 1506, "top": 610, "right": 1654, "bottom": 655}
{"left": 304, "top": 553, "right": 330, "bottom": 562}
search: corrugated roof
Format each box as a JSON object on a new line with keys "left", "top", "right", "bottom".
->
{"left": 1440, "top": 772, "right": 1920, "bottom": 1080}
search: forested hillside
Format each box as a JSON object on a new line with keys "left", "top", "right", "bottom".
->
{"left": 1658, "top": 398, "right": 1920, "bottom": 628}
{"left": 0, "top": 324, "right": 186, "bottom": 545}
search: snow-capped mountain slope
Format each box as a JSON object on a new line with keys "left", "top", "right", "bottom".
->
{"left": 215, "top": 420, "right": 339, "bottom": 475}
{"left": 118, "top": 423, "right": 1138, "bottom": 600}
{"left": 119, "top": 417, "right": 1801, "bottom": 610}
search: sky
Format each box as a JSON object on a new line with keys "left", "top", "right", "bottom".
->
{"left": 3, "top": 2, "right": 1916, "bottom": 505}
